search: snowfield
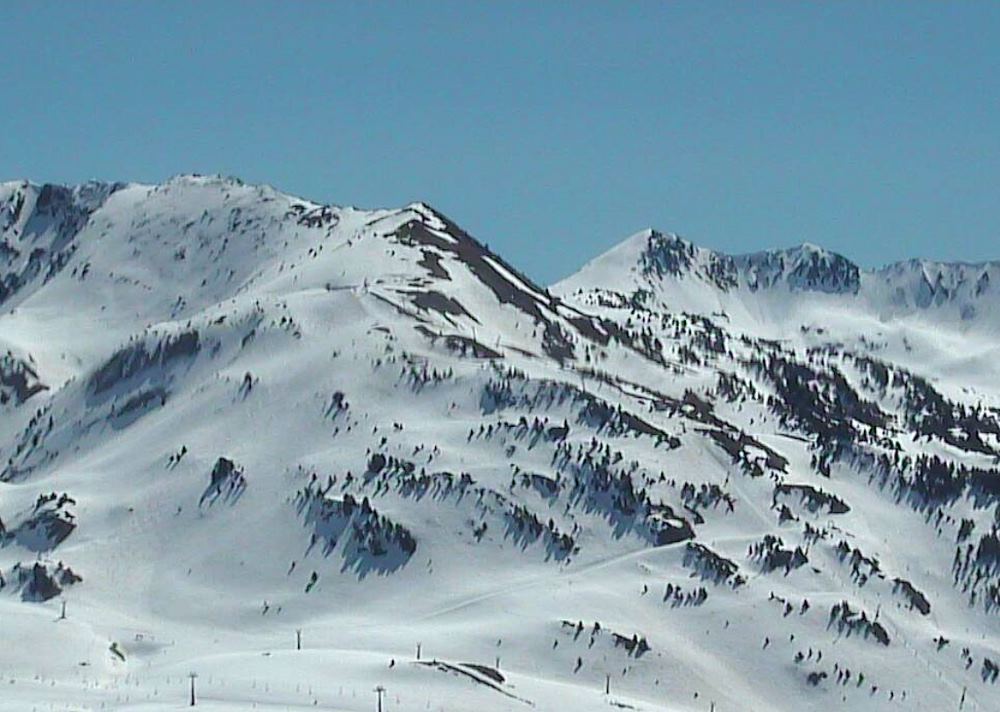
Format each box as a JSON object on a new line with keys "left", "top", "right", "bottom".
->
{"left": 1, "top": 176, "right": 999, "bottom": 710}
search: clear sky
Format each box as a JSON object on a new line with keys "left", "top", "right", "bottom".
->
{"left": 3, "top": 2, "right": 999, "bottom": 283}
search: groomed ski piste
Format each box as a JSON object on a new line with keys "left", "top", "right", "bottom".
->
{"left": 1, "top": 176, "right": 999, "bottom": 710}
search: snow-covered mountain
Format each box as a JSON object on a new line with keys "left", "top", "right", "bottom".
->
{"left": 2, "top": 177, "right": 999, "bottom": 711}
{"left": 562, "top": 229, "right": 1000, "bottom": 333}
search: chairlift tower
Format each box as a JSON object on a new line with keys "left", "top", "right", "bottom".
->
{"left": 188, "top": 672, "right": 198, "bottom": 706}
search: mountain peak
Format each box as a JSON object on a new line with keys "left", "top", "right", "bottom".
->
{"left": 734, "top": 242, "right": 860, "bottom": 294}
{"left": 633, "top": 231, "right": 860, "bottom": 295}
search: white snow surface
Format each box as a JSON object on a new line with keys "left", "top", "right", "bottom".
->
{"left": 1, "top": 177, "right": 999, "bottom": 711}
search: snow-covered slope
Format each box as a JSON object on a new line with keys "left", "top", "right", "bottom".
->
{"left": 2, "top": 178, "right": 999, "bottom": 711}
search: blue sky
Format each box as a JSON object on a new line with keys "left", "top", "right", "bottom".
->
{"left": 3, "top": 2, "right": 999, "bottom": 283}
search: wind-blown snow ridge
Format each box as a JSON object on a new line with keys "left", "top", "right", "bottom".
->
{"left": 2, "top": 175, "right": 1000, "bottom": 712}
